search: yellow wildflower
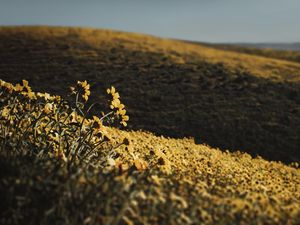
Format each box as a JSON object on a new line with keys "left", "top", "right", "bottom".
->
{"left": 107, "top": 86, "right": 116, "bottom": 94}
{"left": 1, "top": 106, "right": 10, "bottom": 119}
{"left": 1, "top": 82, "right": 15, "bottom": 93}
{"left": 92, "top": 116, "right": 102, "bottom": 129}
{"left": 122, "top": 115, "right": 129, "bottom": 122}
{"left": 117, "top": 108, "right": 126, "bottom": 116}
{"left": 77, "top": 80, "right": 90, "bottom": 101}
{"left": 120, "top": 121, "right": 127, "bottom": 127}
{"left": 14, "top": 83, "right": 23, "bottom": 92}
{"left": 44, "top": 93, "right": 51, "bottom": 101}
{"left": 110, "top": 98, "right": 121, "bottom": 109}
{"left": 44, "top": 103, "right": 53, "bottom": 114}
{"left": 26, "top": 91, "right": 37, "bottom": 100}
{"left": 22, "top": 80, "right": 29, "bottom": 87}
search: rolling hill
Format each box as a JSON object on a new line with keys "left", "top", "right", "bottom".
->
{"left": 185, "top": 41, "right": 300, "bottom": 63}
{"left": 0, "top": 26, "right": 300, "bottom": 225}
{"left": 0, "top": 26, "right": 299, "bottom": 163}
{"left": 228, "top": 42, "right": 300, "bottom": 51}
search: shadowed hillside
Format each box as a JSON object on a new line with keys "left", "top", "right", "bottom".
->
{"left": 0, "top": 26, "right": 299, "bottom": 163}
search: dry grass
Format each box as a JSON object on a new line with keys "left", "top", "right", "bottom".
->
{"left": 0, "top": 80, "right": 299, "bottom": 225}
{"left": 0, "top": 26, "right": 299, "bottom": 163}
{"left": 1, "top": 26, "right": 300, "bottom": 81}
{"left": 55, "top": 27, "right": 299, "bottom": 80}
{"left": 194, "top": 42, "right": 300, "bottom": 64}
{"left": 0, "top": 26, "right": 299, "bottom": 224}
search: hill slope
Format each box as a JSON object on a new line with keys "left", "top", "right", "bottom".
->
{"left": 0, "top": 79, "right": 299, "bottom": 225}
{"left": 229, "top": 42, "right": 300, "bottom": 51}
{"left": 186, "top": 41, "right": 300, "bottom": 63}
{"left": 0, "top": 26, "right": 299, "bottom": 163}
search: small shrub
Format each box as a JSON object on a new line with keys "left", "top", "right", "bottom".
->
{"left": 0, "top": 79, "right": 129, "bottom": 167}
{"left": 0, "top": 79, "right": 133, "bottom": 224}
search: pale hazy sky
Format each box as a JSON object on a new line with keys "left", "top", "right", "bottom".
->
{"left": 0, "top": 0, "right": 299, "bottom": 43}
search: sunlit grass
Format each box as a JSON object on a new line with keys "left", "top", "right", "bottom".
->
{"left": 200, "top": 43, "right": 300, "bottom": 64}
{"left": 0, "top": 79, "right": 299, "bottom": 225}
{"left": 1, "top": 26, "right": 300, "bottom": 83}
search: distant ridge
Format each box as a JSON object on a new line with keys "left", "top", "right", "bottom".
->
{"left": 217, "top": 42, "right": 300, "bottom": 51}
{"left": 230, "top": 42, "right": 300, "bottom": 51}
{"left": 182, "top": 40, "right": 300, "bottom": 63}
{"left": 183, "top": 40, "right": 300, "bottom": 51}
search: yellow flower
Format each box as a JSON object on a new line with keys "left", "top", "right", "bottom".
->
{"left": 77, "top": 80, "right": 90, "bottom": 101}
{"left": 54, "top": 95, "right": 61, "bottom": 102}
{"left": 1, "top": 82, "right": 15, "bottom": 93}
{"left": 1, "top": 106, "right": 10, "bottom": 119}
{"left": 110, "top": 98, "right": 121, "bottom": 109}
{"left": 119, "top": 104, "right": 125, "bottom": 110}
{"left": 117, "top": 108, "right": 126, "bottom": 116}
{"left": 122, "top": 115, "right": 129, "bottom": 122}
{"left": 78, "top": 80, "right": 90, "bottom": 89}
{"left": 44, "top": 93, "right": 51, "bottom": 100}
{"left": 25, "top": 103, "right": 31, "bottom": 111}
{"left": 107, "top": 86, "right": 116, "bottom": 95}
{"left": 49, "top": 132, "right": 60, "bottom": 143}
{"left": 120, "top": 121, "right": 127, "bottom": 127}
{"left": 120, "top": 114, "right": 129, "bottom": 127}
{"left": 26, "top": 91, "right": 37, "bottom": 100}
{"left": 36, "top": 92, "right": 44, "bottom": 98}
{"left": 112, "top": 92, "right": 120, "bottom": 99}
{"left": 14, "top": 83, "right": 23, "bottom": 92}
{"left": 83, "top": 89, "right": 90, "bottom": 102}
{"left": 134, "top": 158, "right": 148, "bottom": 171}
{"left": 22, "top": 80, "right": 29, "bottom": 87}
{"left": 69, "top": 111, "right": 78, "bottom": 123}
{"left": 44, "top": 103, "right": 53, "bottom": 114}
{"left": 106, "top": 85, "right": 129, "bottom": 127}
{"left": 92, "top": 116, "right": 103, "bottom": 129}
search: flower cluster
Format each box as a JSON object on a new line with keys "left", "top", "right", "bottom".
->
{"left": 70, "top": 80, "right": 91, "bottom": 102}
{"left": 107, "top": 86, "right": 129, "bottom": 127}
{"left": 1, "top": 77, "right": 299, "bottom": 225}
{"left": 0, "top": 79, "right": 128, "bottom": 166}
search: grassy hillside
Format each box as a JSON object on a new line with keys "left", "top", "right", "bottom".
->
{"left": 0, "top": 79, "right": 299, "bottom": 225}
{"left": 0, "top": 26, "right": 299, "bottom": 163}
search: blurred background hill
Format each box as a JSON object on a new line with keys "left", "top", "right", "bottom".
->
{"left": 0, "top": 26, "right": 299, "bottom": 163}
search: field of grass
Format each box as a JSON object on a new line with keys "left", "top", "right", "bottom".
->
{"left": 0, "top": 26, "right": 299, "bottom": 224}
{"left": 0, "top": 26, "right": 299, "bottom": 163}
